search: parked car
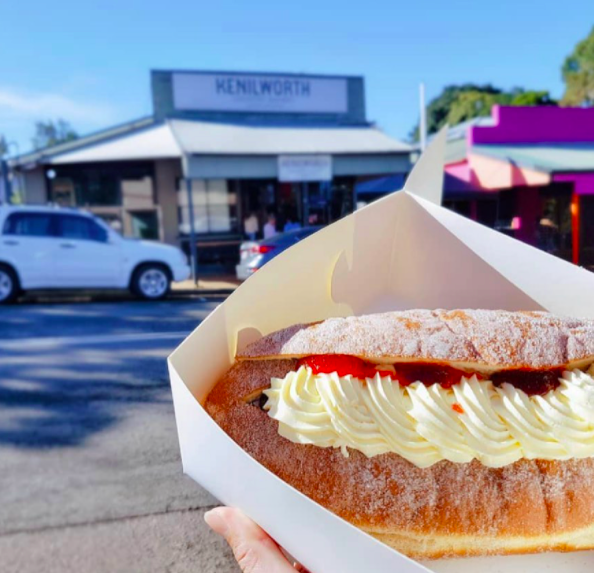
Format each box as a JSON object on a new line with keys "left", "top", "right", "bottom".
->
{"left": 0, "top": 205, "right": 191, "bottom": 303}
{"left": 236, "top": 226, "right": 322, "bottom": 280}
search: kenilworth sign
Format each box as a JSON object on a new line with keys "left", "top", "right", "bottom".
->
{"left": 172, "top": 72, "right": 348, "bottom": 114}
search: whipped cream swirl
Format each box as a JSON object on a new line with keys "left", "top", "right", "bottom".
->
{"left": 263, "top": 366, "right": 594, "bottom": 468}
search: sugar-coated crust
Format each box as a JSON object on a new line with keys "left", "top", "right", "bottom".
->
{"left": 205, "top": 359, "right": 594, "bottom": 559}
{"left": 237, "top": 309, "right": 594, "bottom": 369}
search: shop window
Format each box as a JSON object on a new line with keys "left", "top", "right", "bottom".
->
{"left": 49, "top": 163, "right": 153, "bottom": 208}
{"left": 537, "top": 188, "right": 572, "bottom": 260}
{"left": 50, "top": 173, "right": 119, "bottom": 206}
{"left": 177, "top": 179, "right": 238, "bottom": 235}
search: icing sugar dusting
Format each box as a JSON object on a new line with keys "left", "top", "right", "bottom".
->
{"left": 238, "top": 309, "right": 594, "bottom": 368}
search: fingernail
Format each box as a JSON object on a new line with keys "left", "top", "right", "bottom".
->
{"left": 204, "top": 509, "right": 229, "bottom": 536}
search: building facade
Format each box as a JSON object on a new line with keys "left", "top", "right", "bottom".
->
{"left": 7, "top": 70, "right": 412, "bottom": 269}
{"left": 444, "top": 106, "right": 594, "bottom": 267}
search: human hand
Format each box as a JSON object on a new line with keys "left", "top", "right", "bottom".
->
{"left": 205, "top": 506, "right": 309, "bottom": 572}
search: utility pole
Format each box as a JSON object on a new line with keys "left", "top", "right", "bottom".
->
{"left": 4, "top": 141, "right": 21, "bottom": 204}
{"left": 419, "top": 83, "right": 427, "bottom": 152}
{"left": 0, "top": 159, "right": 8, "bottom": 204}
{"left": 185, "top": 177, "right": 198, "bottom": 285}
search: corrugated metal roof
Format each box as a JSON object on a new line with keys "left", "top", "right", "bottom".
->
{"left": 447, "top": 116, "right": 494, "bottom": 141}
{"left": 10, "top": 117, "right": 156, "bottom": 166}
{"left": 445, "top": 137, "right": 467, "bottom": 164}
{"left": 48, "top": 123, "right": 181, "bottom": 164}
{"left": 13, "top": 117, "right": 412, "bottom": 166}
{"left": 473, "top": 144, "right": 594, "bottom": 173}
{"left": 442, "top": 118, "right": 494, "bottom": 165}
{"left": 168, "top": 119, "right": 412, "bottom": 155}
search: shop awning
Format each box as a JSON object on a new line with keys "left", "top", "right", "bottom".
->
{"left": 355, "top": 174, "right": 406, "bottom": 194}
{"left": 168, "top": 119, "right": 411, "bottom": 155}
{"left": 13, "top": 117, "right": 411, "bottom": 176}
{"left": 473, "top": 144, "right": 594, "bottom": 173}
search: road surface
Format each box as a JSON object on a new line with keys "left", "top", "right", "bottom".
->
{"left": 0, "top": 298, "right": 239, "bottom": 573}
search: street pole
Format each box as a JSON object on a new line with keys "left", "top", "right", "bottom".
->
{"left": 0, "top": 159, "right": 7, "bottom": 204}
{"left": 185, "top": 177, "right": 198, "bottom": 285}
{"left": 419, "top": 82, "right": 427, "bottom": 152}
{"left": 6, "top": 141, "right": 21, "bottom": 204}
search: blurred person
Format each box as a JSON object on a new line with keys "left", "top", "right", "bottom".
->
{"left": 205, "top": 507, "right": 309, "bottom": 572}
{"left": 283, "top": 215, "right": 301, "bottom": 233}
{"left": 244, "top": 212, "right": 259, "bottom": 241}
{"left": 263, "top": 214, "right": 277, "bottom": 239}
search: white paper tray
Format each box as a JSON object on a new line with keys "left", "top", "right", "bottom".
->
{"left": 169, "top": 130, "right": 594, "bottom": 572}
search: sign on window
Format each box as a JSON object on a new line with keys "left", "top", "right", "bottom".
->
{"left": 278, "top": 155, "right": 332, "bottom": 182}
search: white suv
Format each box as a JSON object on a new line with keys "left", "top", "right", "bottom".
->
{"left": 0, "top": 206, "right": 191, "bottom": 303}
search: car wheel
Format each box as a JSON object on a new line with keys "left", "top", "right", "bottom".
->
{"left": 131, "top": 265, "right": 171, "bottom": 300}
{"left": 0, "top": 266, "right": 19, "bottom": 304}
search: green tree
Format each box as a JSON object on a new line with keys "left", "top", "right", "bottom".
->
{"left": 409, "top": 84, "right": 502, "bottom": 140}
{"left": 510, "top": 90, "right": 557, "bottom": 106}
{"left": 561, "top": 26, "right": 594, "bottom": 106}
{"left": 445, "top": 90, "right": 509, "bottom": 126}
{"left": 410, "top": 85, "right": 557, "bottom": 140}
{"left": 32, "top": 119, "right": 78, "bottom": 150}
{"left": 0, "top": 135, "right": 7, "bottom": 158}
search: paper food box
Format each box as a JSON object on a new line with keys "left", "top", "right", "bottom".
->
{"left": 168, "top": 131, "right": 594, "bottom": 572}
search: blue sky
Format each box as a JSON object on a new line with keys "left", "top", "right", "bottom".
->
{"left": 0, "top": 0, "right": 592, "bottom": 153}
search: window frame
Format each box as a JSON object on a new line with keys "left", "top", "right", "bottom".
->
{"left": 55, "top": 214, "right": 109, "bottom": 243}
{"left": 2, "top": 212, "right": 59, "bottom": 238}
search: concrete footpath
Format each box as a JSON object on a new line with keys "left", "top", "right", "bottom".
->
{"left": 171, "top": 276, "right": 240, "bottom": 294}
{"left": 0, "top": 509, "right": 235, "bottom": 573}
{"left": 0, "top": 300, "right": 239, "bottom": 573}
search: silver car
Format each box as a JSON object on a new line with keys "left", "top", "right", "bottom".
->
{"left": 236, "top": 226, "right": 322, "bottom": 280}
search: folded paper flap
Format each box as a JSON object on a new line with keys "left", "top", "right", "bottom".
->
{"left": 332, "top": 191, "right": 541, "bottom": 313}
{"left": 414, "top": 195, "right": 594, "bottom": 317}
{"left": 404, "top": 126, "right": 447, "bottom": 205}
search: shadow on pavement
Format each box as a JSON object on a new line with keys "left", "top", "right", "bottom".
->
{"left": 0, "top": 299, "right": 220, "bottom": 449}
{"left": 0, "top": 339, "right": 175, "bottom": 449}
{"left": 0, "top": 297, "right": 226, "bottom": 340}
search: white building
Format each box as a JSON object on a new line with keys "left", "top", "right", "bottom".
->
{"left": 7, "top": 70, "right": 413, "bottom": 268}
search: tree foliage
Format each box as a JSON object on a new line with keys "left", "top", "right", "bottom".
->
{"left": 410, "top": 85, "right": 557, "bottom": 140}
{"left": 409, "top": 84, "right": 499, "bottom": 139}
{"left": 0, "top": 135, "right": 7, "bottom": 158}
{"left": 562, "top": 26, "right": 594, "bottom": 106}
{"left": 32, "top": 119, "right": 78, "bottom": 150}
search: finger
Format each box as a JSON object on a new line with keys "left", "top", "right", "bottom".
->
{"left": 205, "top": 507, "right": 297, "bottom": 573}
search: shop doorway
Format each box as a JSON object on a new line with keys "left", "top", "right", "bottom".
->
{"left": 239, "top": 180, "right": 303, "bottom": 238}
{"left": 238, "top": 177, "right": 354, "bottom": 239}
{"left": 580, "top": 195, "right": 594, "bottom": 267}
{"left": 303, "top": 178, "right": 354, "bottom": 226}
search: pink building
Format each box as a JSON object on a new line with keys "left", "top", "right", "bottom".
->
{"left": 444, "top": 106, "right": 594, "bottom": 266}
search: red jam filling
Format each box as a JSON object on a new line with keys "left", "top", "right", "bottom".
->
{"left": 296, "top": 355, "right": 563, "bottom": 396}
{"left": 490, "top": 368, "right": 563, "bottom": 396}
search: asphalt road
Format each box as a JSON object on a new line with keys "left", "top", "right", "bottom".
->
{"left": 0, "top": 298, "right": 239, "bottom": 573}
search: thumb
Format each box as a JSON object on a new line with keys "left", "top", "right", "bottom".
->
{"left": 205, "top": 507, "right": 296, "bottom": 573}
